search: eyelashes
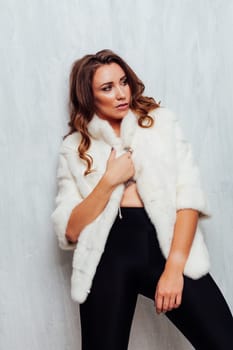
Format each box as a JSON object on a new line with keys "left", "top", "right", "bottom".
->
{"left": 101, "top": 77, "right": 128, "bottom": 92}
{"left": 102, "top": 86, "right": 112, "bottom": 92}
{"left": 122, "top": 77, "right": 128, "bottom": 85}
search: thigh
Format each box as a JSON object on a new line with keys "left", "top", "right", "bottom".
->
{"left": 79, "top": 245, "right": 138, "bottom": 350}
{"left": 165, "top": 273, "right": 233, "bottom": 349}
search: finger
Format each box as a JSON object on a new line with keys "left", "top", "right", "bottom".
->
{"left": 122, "top": 151, "right": 132, "bottom": 160}
{"left": 155, "top": 294, "right": 163, "bottom": 314}
{"left": 119, "top": 151, "right": 130, "bottom": 159}
{"left": 108, "top": 147, "right": 116, "bottom": 160}
{"left": 168, "top": 295, "right": 178, "bottom": 311}
{"left": 123, "top": 150, "right": 132, "bottom": 159}
{"left": 174, "top": 293, "right": 182, "bottom": 308}
{"left": 162, "top": 297, "right": 170, "bottom": 313}
{"left": 124, "top": 147, "right": 133, "bottom": 154}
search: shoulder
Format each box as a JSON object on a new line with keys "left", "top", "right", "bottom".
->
{"left": 144, "top": 107, "right": 179, "bottom": 135}
{"left": 148, "top": 106, "right": 177, "bottom": 124}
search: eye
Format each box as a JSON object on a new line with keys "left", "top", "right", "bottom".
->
{"left": 121, "top": 77, "right": 128, "bottom": 85}
{"left": 101, "top": 85, "right": 112, "bottom": 92}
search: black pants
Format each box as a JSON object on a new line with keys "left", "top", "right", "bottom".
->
{"left": 79, "top": 207, "right": 233, "bottom": 349}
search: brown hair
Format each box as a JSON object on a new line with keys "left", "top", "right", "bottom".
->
{"left": 65, "top": 49, "right": 160, "bottom": 175}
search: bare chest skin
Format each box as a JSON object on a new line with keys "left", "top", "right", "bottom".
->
{"left": 120, "top": 182, "right": 144, "bottom": 207}
{"left": 111, "top": 124, "right": 143, "bottom": 207}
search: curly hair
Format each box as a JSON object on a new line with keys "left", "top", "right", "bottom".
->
{"left": 65, "top": 49, "right": 160, "bottom": 175}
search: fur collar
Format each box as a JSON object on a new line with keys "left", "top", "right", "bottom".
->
{"left": 87, "top": 109, "right": 139, "bottom": 148}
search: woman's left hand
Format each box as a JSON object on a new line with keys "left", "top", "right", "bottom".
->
{"left": 154, "top": 268, "right": 184, "bottom": 314}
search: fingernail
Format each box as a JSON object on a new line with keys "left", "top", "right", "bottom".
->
{"left": 111, "top": 147, "right": 114, "bottom": 151}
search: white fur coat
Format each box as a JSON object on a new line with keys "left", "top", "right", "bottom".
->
{"left": 51, "top": 107, "right": 211, "bottom": 304}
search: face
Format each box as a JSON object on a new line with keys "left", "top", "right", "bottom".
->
{"left": 92, "top": 63, "right": 131, "bottom": 123}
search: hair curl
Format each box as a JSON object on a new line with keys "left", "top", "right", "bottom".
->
{"left": 64, "top": 49, "right": 160, "bottom": 175}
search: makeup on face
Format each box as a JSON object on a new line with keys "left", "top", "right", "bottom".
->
{"left": 92, "top": 63, "right": 131, "bottom": 125}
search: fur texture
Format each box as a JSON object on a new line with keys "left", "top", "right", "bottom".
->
{"left": 51, "top": 107, "right": 211, "bottom": 304}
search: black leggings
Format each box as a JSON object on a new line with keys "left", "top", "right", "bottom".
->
{"left": 79, "top": 207, "right": 233, "bottom": 350}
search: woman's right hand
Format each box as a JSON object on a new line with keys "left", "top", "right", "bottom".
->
{"left": 104, "top": 148, "right": 135, "bottom": 187}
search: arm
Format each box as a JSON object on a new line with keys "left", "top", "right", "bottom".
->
{"left": 51, "top": 149, "right": 115, "bottom": 248}
{"left": 51, "top": 151, "right": 83, "bottom": 250}
{"left": 165, "top": 208, "right": 199, "bottom": 273}
{"left": 51, "top": 146, "right": 135, "bottom": 245}
{"left": 66, "top": 148, "right": 135, "bottom": 243}
{"left": 155, "top": 110, "right": 210, "bottom": 313}
{"left": 155, "top": 208, "right": 199, "bottom": 314}
{"left": 65, "top": 174, "right": 117, "bottom": 243}
{"left": 174, "top": 113, "right": 210, "bottom": 218}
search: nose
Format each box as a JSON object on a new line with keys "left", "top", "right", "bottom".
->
{"left": 116, "top": 85, "right": 126, "bottom": 100}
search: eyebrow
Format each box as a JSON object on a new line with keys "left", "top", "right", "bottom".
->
{"left": 99, "top": 75, "right": 127, "bottom": 87}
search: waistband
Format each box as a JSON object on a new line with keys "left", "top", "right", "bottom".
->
{"left": 118, "top": 206, "right": 147, "bottom": 219}
{"left": 119, "top": 206, "right": 145, "bottom": 210}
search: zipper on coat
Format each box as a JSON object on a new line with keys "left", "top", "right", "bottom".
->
{"left": 118, "top": 207, "right": 123, "bottom": 219}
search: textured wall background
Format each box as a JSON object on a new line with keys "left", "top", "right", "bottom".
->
{"left": 1, "top": 0, "right": 233, "bottom": 349}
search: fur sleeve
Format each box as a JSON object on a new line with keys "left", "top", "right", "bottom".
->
{"left": 51, "top": 150, "right": 83, "bottom": 250}
{"left": 171, "top": 112, "right": 211, "bottom": 218}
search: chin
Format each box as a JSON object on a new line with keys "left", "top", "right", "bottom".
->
{"left": 97, "top": 108, "right": 130, "bottom": 121}
{"left": 116, "top": 108, "right": 130, "bottom": 118}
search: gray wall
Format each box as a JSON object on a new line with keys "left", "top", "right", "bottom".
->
{"left": 1, "top": 1, "right": 233, "bottom": 349}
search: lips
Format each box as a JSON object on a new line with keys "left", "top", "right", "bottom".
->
{"left": 116, "top": 103, "right": 129, "bottom": 109}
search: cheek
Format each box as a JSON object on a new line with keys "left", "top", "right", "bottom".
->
{"left": 95, "top": 93, "right": 115, "bottom": 108}
{"left": 126, "top": 85, "right": 131, "bottom": 97}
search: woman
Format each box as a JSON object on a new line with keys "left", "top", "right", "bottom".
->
{"left": 51, "top": 49, "right": 233, "bottom": 349}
